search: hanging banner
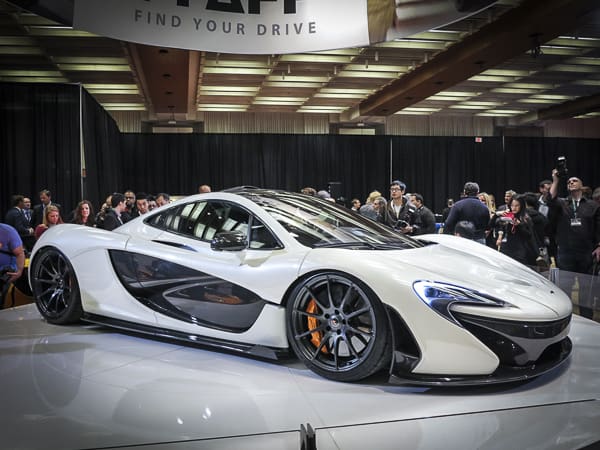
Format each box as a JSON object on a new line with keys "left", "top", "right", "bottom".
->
{"left": 73, "top": 0, "right": 496, "bottom": 54}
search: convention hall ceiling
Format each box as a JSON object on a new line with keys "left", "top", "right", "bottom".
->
{"left": 1, "top": 0, "right": 600, "bottom": 127}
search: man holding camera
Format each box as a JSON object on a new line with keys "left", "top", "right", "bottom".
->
{"left": 548, "top": 164, "right": 600, "bottom": 319}
{"left": 0, "top": 223, "right": 25, "bottom": 308}
{"left": 384, "top": 180, "right": 416, "bottom": 233}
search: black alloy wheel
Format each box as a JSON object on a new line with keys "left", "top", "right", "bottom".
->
{"left": 287, "top": 272, "right": 390, "bottom": 382}
{"left": 31, "top": 247, "right": 82, "bottom": 324}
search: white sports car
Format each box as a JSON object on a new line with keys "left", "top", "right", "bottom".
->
{"left": 29, "top": 188, "right": 572, "bottom": 385}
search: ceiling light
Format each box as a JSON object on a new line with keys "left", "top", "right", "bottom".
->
{"left": 505, "top": 82, "right": 555, "bottom": 89}
{"left": 197, "top": 104, "right": 249, "bottom": 111}
{"left": 87, "top": 88, "right": 140, "bottom": 95}
{"left": 393, "top": 111, "right": 432, "bottom": 115}
{"left": 530, "top": 94, "right": 574, "bottom": 100}
{"left": 449, "top": 104, "right": 489, "bottom": 109}
{"left": 253, "top": 99, "right": 305, "bottom": 105}
{"left": 408, "top": 30, "right": 462, "bottom": 41}
{"left": 315, "top": 93, "right": 368, "bottom": 99}
{"left": 573, "top": 80, "right": 600, "bottom": 86}
{"left": 279, "top": 54, "right": 353, "bottom": 63}
{"left": 402, "top": 107, "right": 441, "bottom": 113}
{"left": 57, "top": 64, "right": 131, "bottom": 72}
{"left": 516, "top": 99, "right": 557, "bottom": 104}
{"left": 426, "top": 95, "right": 468, "bottom": 101}
{"left": 344, "top": 64, "right": 408, "bottom": 72}
{"left": 565, "top": 57, "right": 600, "bottom": 65}
{"left": 490, "top": 88, "right": 539, "bottom": 94}
{"left": 459, "top": 101, "right": 504, "bottom": 107}
{"left": 484, "top": 109, "right": 527, "bottom": 114}
{"left": 385, "top": 39, "right": 447, "bottom": 50}
{"left": 204, "top": 59, "right": 272, "bottom": 68}
{"left": 200, "top": 86, "right": 260, "bottom": 92}
{"left": 52, "top": 57, "right": 128, "bottom": 64}
{"left": 255, "top": 96, "right": 308, "bottom": 102}
{"left": 539, "top": 46, "right": 582, "bottom": 56}
{"left": 84, "top": 84, "right": 139, "bottom": 90}
{"left": 0, "top": 76, "right": 69, "bottom": 83}
{"left": 266, "top": 75, "right": 330, "bottom": 82}
{"left": 263, "top": 81, "right": 323, "bottom": 88}
{"left": 443, "top": 91, "right": 480, "bottom": 97}
{"left": 0, "top": 69, "right": 62, "bottom": 77}
{"left": 337, "top": 70, "right": 399, "bottom": 79}
{"left": 552, "top": 37, "right": 600, "bottom": 47}
{"left": 102, "top": 103, "right": 146, "bottom": 110}
{"left": 298, "top": 105, "right": 347, "bottom": 111}
{"left": 469, "top": 75, "right": 519, "bottom": 82}
{"left": 482, "top": 69, "right": 533, "bottom": 77}
{"left": 204, "top": 67, "right": 271, "bottom": 75}
{"left": 24, "top": 26, "right": 94, "bottom": 37}
{"left": 547, "top": 64, "right": 600, "bottom": 73}
{"left": 320, "top": 88, "right": 374, "bottom": 94}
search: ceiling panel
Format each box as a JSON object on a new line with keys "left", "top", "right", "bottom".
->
{"left": 1, "top": 0, "right": 600, "bottom": 125}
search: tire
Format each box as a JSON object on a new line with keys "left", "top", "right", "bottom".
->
{"left": 286, "top": 272, "right": 391, "bottom": 382}
{"left": 30, "top": 247, "right": 83, "bottom": 324}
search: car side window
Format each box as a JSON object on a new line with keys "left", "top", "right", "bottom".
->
{"left": 147, "top": 201, "right": 281, "bottom": 249}
{"left": 149, "top": 200, "right": 251, "bottom": 242}
{"left": 249, "top": 218, "right": 281, "bottom": 250}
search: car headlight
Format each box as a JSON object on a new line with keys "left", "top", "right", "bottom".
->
{"left": 413, "top": 281, "right": 511, "bottom": 326}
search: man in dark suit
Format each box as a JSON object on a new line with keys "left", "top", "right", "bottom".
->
{"left": 4, "top": 195, "right": 35, "bottom": 252}
{"left": 32, "top": 189, "right": 61, "bottom": 228}
{"left": 99, "top": 193, "right": 127, "bottom": 231}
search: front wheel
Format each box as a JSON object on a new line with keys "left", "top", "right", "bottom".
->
{"left": 286, "top": 272, "right": 390, "bottom": 382}
{"left": 31, "top": 247, "right": 82, "bottom": 324}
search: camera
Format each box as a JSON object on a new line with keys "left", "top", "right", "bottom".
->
{"left": 556, "top": 156, "right": 568, "bottom": 178}
{"left": 396, "top": 220, "right": 409, "bottom": 229}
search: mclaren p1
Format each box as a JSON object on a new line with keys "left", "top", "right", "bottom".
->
{"left": 29, "top": 188, "right": 572, "bottom": 385}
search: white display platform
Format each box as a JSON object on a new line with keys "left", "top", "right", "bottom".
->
{"left": 1, "top": 304, "right": 599, "bottom": 450}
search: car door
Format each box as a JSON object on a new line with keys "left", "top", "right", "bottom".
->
{"left": 124, "top": 198, "right": 304, "bottom": 341}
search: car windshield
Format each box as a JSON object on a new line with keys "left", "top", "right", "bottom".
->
{"left": 236, "top": 189, "right": 425, "bottom": 250}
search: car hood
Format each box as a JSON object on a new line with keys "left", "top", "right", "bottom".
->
{"left": 386, "top": 236, "right": 571, "bottom": 318}
{"left": 304, "top": 235, "right": 571, "bottom": 319}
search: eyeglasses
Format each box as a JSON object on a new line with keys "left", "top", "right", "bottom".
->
{"left": 390, "top": 188, "right": 402, "bottom": 192}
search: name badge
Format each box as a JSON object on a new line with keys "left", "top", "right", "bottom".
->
{"left": 571, "top": 218, "right": 582, "bottom": 227}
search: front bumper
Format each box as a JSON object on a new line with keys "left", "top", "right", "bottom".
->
{"left": 389, "top": 313, "right": 572, "bottom": 386}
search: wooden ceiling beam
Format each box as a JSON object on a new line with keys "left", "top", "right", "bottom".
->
{"left": 356, "top": 0, "right": 599, "bottom": 117}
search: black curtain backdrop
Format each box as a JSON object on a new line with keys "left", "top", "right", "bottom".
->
{"left": 0, "top": 83, "right": 81, "bottom": 217}
{"left": 120, "top": 133, "right": 599, "bottom": 214}
{"left": 81, "top": 88, "right": 122, "bottom": 212}
{"left": 2, "top": 82, "right": 599, "bottom": 219}
{"left": 120, "top": 133, "right": 393, "bottom": 207}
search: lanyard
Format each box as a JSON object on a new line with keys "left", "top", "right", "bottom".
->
{"left": 571, "top": 199, "right": 580, "bottom": 218}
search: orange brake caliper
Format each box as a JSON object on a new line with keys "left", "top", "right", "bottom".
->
{"left": 306, "top": 299, "right": 328, "bottom": 354}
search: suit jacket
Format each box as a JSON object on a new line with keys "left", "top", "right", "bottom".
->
{"left": 32, "top": 202, "right": 61, "bottom": 227}
{"left": 5, "top": 207, "right": 31, "bottom": 236}
{"left": 100, "top": 209, "right": 123, "bottom": 231}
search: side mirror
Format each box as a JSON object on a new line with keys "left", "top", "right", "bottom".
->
{"left": 211, "top": 230, "right": 247, "bottom": 252}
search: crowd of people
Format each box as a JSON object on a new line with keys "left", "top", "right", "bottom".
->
{"left": 2, "top": 174, "right": 599, "bottom": 317}
{"left": 338, "top": 171, "right": 599, "bottom": 319}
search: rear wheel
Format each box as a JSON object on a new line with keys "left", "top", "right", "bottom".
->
{"left": 286, "top": 272, "right": 390, "bottom": 382}
{"left": 31, "top": 247, "right": 82, "bottom": 324}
